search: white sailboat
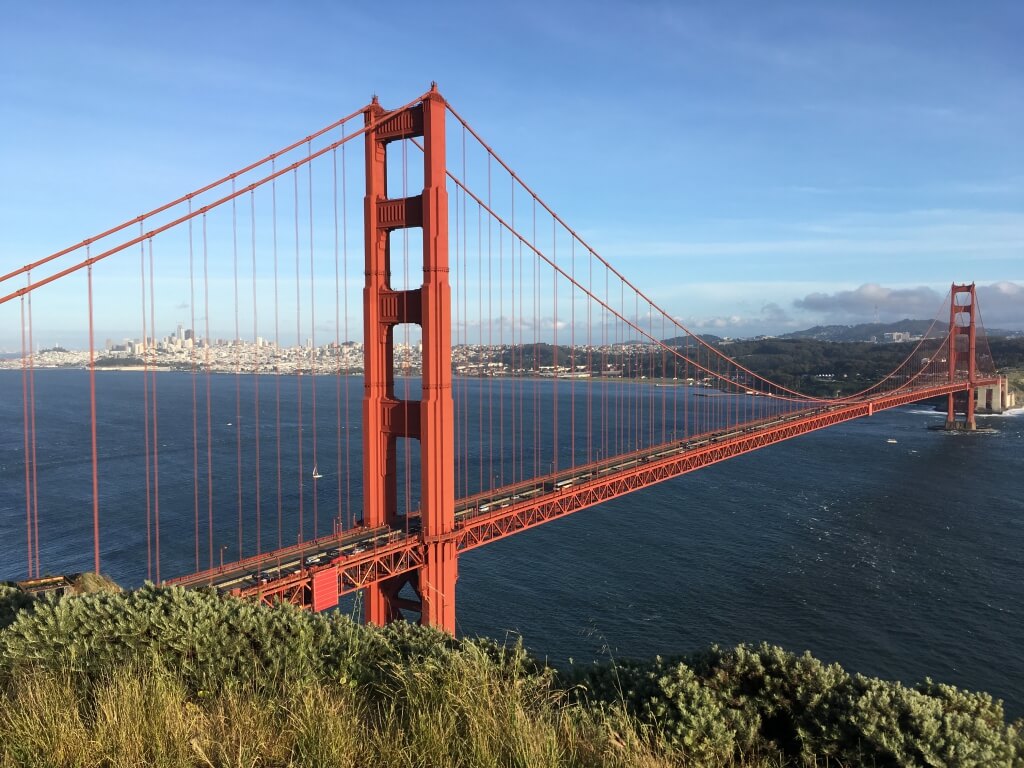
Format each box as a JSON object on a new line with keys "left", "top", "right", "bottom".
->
{"left": 312, "top": 465, "right": 323, "bottom": 480}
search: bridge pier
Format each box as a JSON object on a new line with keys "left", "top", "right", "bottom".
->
{"left": 945, "top": 389, "right": 977, "bottom": 431}
{"left": 974, "top": 377, "right": 1015, "bottom": 415}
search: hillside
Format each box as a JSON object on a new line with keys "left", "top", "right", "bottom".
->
{"left": 779, "top": 320, "right": 1024, "bottom": 343}
{"left": 702, "top": 336, "right": 1024, "bottom": 398}
{"left": 779, "top": 319, "right": 935, "bottom": 342}
{"left": 0, "top": 583, "right": 1021, "bottom": 767}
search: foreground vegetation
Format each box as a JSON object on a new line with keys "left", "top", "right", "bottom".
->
{"left": 1, "top": 584, "right": 1021, "bottom": 767}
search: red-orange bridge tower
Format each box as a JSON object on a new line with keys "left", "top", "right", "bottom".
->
{"left": 1, "top": 87, "right": 1005, "bottom": 635}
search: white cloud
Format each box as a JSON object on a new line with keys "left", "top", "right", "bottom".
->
{"left": 791, "top": 281, "right": 1024, "bottom": 330}
{"left": 793, "top": 283, "right": 944, "bottom": 319}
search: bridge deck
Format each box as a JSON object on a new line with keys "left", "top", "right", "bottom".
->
{"left": 169, "top": 378, "right": 993, "bottom": 610}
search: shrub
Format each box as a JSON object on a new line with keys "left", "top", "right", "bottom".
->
{"left": 2, "top": 587, "right": 1021, "bottom": 767}
{"left": 0, "top": 585, "right": 34, "bottom": 631}
{"left": 567, "top": 642, "right": 1024, "bottom": 767}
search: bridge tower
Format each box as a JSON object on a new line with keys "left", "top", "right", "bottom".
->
{"left": 362, "top": 86, "right": 457, "bottom": 632}
{"left": 946, "top": 283, "right": 977, "bottom": 431}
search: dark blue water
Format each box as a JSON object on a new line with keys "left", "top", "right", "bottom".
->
{"left": 1, "top": 370, "right": 1022, "bottom": 715}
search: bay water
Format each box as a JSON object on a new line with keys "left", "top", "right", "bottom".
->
{"left": 1, "top": 369, "right": 1021, "bottom": 715}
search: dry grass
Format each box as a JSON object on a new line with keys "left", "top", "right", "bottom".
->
{"left": 69, "top": 572, "right": 122, "bottom": 595}
{"left": 0, "top": 650, "right": 799, "bottom": 768}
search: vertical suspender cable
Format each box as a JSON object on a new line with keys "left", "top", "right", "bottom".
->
{"left": 601, "top": 270, "right": 606, "bottom": 459}
{"left": 464, "top": 138, "right": 471, "bottom": 496}
{"left": 661, "top": 309, "right": 667, "bottom": 443}
{"left": 551, "top": 218, "right": 558, "bottom": 474}
{"left": 517, "top": 231, "right": 524, "bottom": 483}
{"left": 487, "top": 156, "right": 493, "bottom": 490}
{"left": 141, "top": 229, "right": 151, "bottom": 579}
{"left": 587, "top": 245, "right": 593, "bottom": 464}
{"left": 478, "top": 202, "right": 484, "bottom": 492}
{"left": 251, "top": 190, "right": 262, "bottom": 554}
{"left": 87, "top": 261, "right": 100, "bottom": 574}
{"left": 341, "top": 133, "right": 352, "bottom": 529}
{"left": 333, "top": 145, "right": 342, "bottom": 532}
{"left": 272, "top": 162, "right": 283, "bottom": 547}
{"left": 189, "top": 205, "right": 200, "bottom": 570}
{"left": 633, "top": 296, "right": 639, "bottom": 450}
{"left": 307, "top": 141, "right": 319, "bottom": 538}
{"left": 232, "top": 182, "right": 243, "bottom": 557}
{"left": 203, "top": 215, "right": 214, "bottom": 569}
{"left": 452, "top": 141, "right": 461, "bottom": 498}
{"left": 294, "top": 168, "right": 304, "bottom": 543}
{"left": 516, "top": 189, "right": 524, "bottom": 484}
{"left": 499, "top": 223, "right": 504, "bottom": 485}
{"left": 509, "top": 176, "right": 516, "bottom": 485}
{"left": 148, "top": 239, "right": 160, "bottom": 582}
{"left": 459, "top": 125, "right": 467, "bottom": 497}
{"left": 20, "top": 296, "right": 32, "bottom": 578}
{"left": 25, "top": 283, "right": 39, "bottom": 577}
{"left": 536, "top": 199, "right": 544, "bottom": 481}
{"left": 26, "top": 276, "right": 39, "bottom": 577}
{"left": 570, "top": 238, "right": 575, "bottom": 468}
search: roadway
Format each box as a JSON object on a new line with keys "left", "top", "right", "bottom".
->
{"left": 169, "top": 377, "right": 993, "bottom": 609}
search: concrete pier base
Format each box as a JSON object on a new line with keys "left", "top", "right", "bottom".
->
{"left": 975, "top": 377, "right": 1016, "bottom": 415}
{"left": 944, "top": 419, "right": 977, "bottom": 431}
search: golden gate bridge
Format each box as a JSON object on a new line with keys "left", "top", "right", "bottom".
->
{"left": 0, "top": 86, "right": 1005, "bottom": 633}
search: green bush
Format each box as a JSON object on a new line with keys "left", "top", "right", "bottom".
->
{"left": 568, "top": 642, "right": 1024, "bottom": 767}
{"left": 0, "top": 585, "right": 540, "bottom": 697}
{"left": 0, "top": 585, "right": 35, "bottom": 631}
{"left": 2, "top": 587, "right": 1022, "bottom": 766}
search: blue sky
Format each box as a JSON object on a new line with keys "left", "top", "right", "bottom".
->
{"left": 1, "top": 1, "right": 1021, "bottom": 347}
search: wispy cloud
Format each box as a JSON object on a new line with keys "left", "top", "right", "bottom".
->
{"left": 774, "top": 176, "right": 1024, "bottom": 198}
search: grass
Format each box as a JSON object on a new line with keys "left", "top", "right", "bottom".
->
{"left": 68, "top": 572, "right": 122, "bottom": 595}
{"left": 1, "top": 585, "right": 1019, "bottom": 766}
{"left": 0, "top": 648, "right": 799, "bottom": 768}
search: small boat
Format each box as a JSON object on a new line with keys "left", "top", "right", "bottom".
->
{"left": 312, "top": 465, "right": 323, "bottom": 480}
{"left": 886, "top": 439, "right": 898, "bottom": 444}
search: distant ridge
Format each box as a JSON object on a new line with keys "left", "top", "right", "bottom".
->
{"left": 779, "top": 320, "right": 1022, "bottom": 343}
{"left": 662, "top": 333, "right": 723, "bottom": 346}
{"left": 779, "top": 319, "right": 934, "bottom": 342}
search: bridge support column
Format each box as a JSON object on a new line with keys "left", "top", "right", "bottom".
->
{"left": 945, "top": 283, "right": 977, "bottom": 431}
{"left": 362, "top": 86, "right": 456, "bottom": 633}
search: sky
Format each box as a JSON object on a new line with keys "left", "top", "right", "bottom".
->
{"left": 1, "top": 0, "right": 1022, "bottom": 347}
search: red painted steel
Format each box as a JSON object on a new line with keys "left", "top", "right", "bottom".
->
{"left": 312, "top": 567, "right": 339, "bottom": 612}
{"left": 946, "top": 283, "right": 979, "bottom": 429}
{"left": 417, "top": 88, "right": 457, "bottom": 631}
{"left": 186, "top": 378, "right": 994, "bottom": 615}
{"left": 452, "top": 382, "right": 992, "bottom": 552}
{"left": 6, "top": 88, "right": 1008, "bottom": 635}
{"left": 362, "top": 86, "right": 456, "bottom": 631}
